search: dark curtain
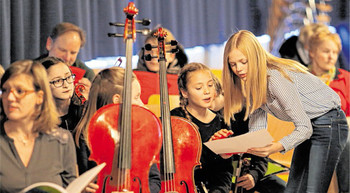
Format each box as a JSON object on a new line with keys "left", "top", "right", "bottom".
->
{"left": 0, "top": 0, "right": 271, "bottom": 68}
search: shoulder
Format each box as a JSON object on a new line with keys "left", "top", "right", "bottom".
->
{"left": 338, "top": 68, "right": 350, "bottom": 78}
{"left": 45, "top": 128, "right": 73, "bottom": 145}
{"left": 170, "top": 107, "right": 186, "bottom": 118}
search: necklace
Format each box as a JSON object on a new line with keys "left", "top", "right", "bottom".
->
{"left": 17, "top": 136, "right": 30, "bottom": 146}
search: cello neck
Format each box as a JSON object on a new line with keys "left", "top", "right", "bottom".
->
{"left": 154, "top": 28, "right": 176, "bottom": 173}
{"left": 118, "top": 2, "right": 138, "bottom": 169}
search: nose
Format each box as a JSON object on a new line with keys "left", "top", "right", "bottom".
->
{"left": 203, "top": 86, "right": 210, "bottom": 94}
{"left": 7, "top": 90, "right": 17, "bottom": 101}
{"left": 62, "top": 53, "right": 71, "bottom": 63}
{"left": 236, "top": 63, "right": 243, "bottom": 72}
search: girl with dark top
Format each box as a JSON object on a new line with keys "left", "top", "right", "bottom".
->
{"left": 74, "top": 67, "right": 161, "bottom": 193}
{"left": 39, "top": 56, "right": 98, "bottom": 192}
{"left": 0, "top": 60, "right": 76, "bottom": 192}
{"left": 170, "top": 62, "right": 233, "bottom": 193}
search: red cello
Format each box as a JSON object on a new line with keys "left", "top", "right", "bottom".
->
{"left": 87, "top": 3, "right": 162, "bottom": 193}
{"left": 145, "top": 28, "right": 202, "bottom": 193}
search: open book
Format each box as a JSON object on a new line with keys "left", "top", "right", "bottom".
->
{"left": 204, "top": 129, "right": 274, "bottom": 154}
{"left": 20, "top": 163, "right": 106, "bottom": 193}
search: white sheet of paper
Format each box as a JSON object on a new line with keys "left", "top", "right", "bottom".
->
{"left": 204, "top": 129, "right": 274, "bottom": 154}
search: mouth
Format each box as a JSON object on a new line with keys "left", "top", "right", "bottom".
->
{"left": 239, "top": 74, "right": 246, "bottom": 78}
{"left": 203, "top": 97, "right": 212, "bottom": 103}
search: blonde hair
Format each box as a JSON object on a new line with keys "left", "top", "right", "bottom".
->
{"left": 309, "top": 31, "right": 342, "bottom": 54}
{"left": 74, "top": 67, "right": 137, "bottom": 146}
{"left": 299, "top": 23, "right": 330, "bottom": 49}
{"left": 222, "top": 30, "right": 308, "bottom": 125}
{"left": 0, "top": 60, "right": 60, "bottom": 132}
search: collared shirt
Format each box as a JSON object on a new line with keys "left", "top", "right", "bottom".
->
{"left": 249, "top": 69, "right": 340, "bottom": 152}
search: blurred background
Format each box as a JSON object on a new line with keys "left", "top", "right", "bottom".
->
{"left": 0, "top": 0, "right": 349, "bottom": 70}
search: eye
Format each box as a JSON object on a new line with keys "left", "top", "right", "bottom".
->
{"left": 16, "top": 88, "right": 25, "bottom": 95}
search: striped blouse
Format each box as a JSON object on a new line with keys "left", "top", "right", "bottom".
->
{"left": 249, "top": 68, "right": 341, "bottom": 152}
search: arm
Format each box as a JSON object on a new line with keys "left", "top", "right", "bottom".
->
{"left": 149, "top": 164, "right": 161, "bottom": 193}
{"left": 61, "top": 131, "right": 78, "bottom": 187}
{"left": 249, "top": 70, "right": 313, "bottom": 156}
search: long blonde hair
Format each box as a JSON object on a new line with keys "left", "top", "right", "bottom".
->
{"left": 0, "top": 60, "right": 60, "bottom": 132}
{"left": 222, "top": 30, "right": 308, "bottom": 125}
{"left": 74, "top": 67, "right": 137, "bottom": 146}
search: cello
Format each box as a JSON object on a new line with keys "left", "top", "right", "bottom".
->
{"left": 87, "top": 3, "right": 162, "bottom": 193}
{"left": 145, "top": 27, "right": 202, "bottom": 193}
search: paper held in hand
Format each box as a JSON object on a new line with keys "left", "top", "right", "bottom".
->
{"left": 20, "top": 163, "right": 106, "bottom": 193}
{"left": 204, "top": 129, "right": 274, "bottom": 154}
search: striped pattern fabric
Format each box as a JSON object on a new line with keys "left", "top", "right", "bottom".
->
{"left": 249, "top": 69, "right": 341, "bottom": 152}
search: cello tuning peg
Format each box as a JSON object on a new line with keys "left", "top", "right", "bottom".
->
{"left": 135, "top": 18, "right": 151, "bottom": 26}
{"left": 167, "top": 48, "right": 179, "bottom": 54}
{"left": 166, "top": 40, "right": 178, "bottom": 46}
{"left": 109, "top": 22, "right": 125, "bottom": 27}
{"left": 136, "top": 28, "right": 151, "bottom": 36}
{"left": 107, "top": 33, "right": 123, "bottom": 37}
{"left": 144, "top": 43, "right": 157, "bottom": 51}
{"left": 144, "top": 54, "right": 158, "bottom": 61}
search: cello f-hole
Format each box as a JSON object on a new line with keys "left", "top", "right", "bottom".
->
{"left": 133, "top": 176, "right": 142, "bottom": 193}
{"left": 102, "top": 175, "right": 112, "bottom": 193}
{"left": 180, "top": 180, "right": 190, "bottom": 193}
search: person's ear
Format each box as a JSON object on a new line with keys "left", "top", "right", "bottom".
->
{"left": 46, "top": 37, "right": 53, "bottom": 51}
{"left": 112, "top": 94, "right": 121, "bottom": 104}
{"left": 36, "top": 90, "right": 44, "bottom": 105}
{"left": 180, "top": 89, "right": 188, "bottom": 99}
{"left": 309, "top": 50, "right": 315, "bottom": 59}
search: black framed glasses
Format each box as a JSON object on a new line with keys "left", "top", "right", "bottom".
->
{"left": 49, "top": 74, "right": 76, "bottom": 88}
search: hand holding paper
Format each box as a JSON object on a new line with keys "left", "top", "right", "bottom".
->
{"left": 204, "top": 129, "right": 273, "bottom": 155}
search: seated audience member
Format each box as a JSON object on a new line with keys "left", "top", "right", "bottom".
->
{"left": 39, "top": 56, "right": 95, "bottom": 177}
{"left": 36, "top": 22, "right": 94, "bottom": 100}
{"left": 279, "top": 23, "right": 330, "bottom": 66}
{"left": 0, "top": 60, "right": 77, "bottom": 192}
{"left": 134, "top": 27, "right": 187, "bottom": 104}
{"left": 136, "top": 27, "right": 188, "bottom": 74}
{"left": 308, "top": 31, "right": 350, "bottom": 193}
{"left": 74, "top": 67, "right": 161, "bottom": 193}
{"left": 170, "top": 63, "right": 234, "bottom": 193}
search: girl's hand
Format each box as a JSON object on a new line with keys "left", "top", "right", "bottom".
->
{"left": 83, "top": 182, "right": 99, "bottom": 193}
{"left": 236, "top": 174, "right": 255, "bottom": 190}
{"left": 209, "top": 129, "right": 233, "bottom": 141}
{"left": 246, "top": 142, "right": 284, "bottom": 157}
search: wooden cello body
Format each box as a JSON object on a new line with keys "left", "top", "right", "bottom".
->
{"left": 88, "top": 104, "right": 162, "bottom": 193}
{"left": 88, "top": 3, "right": 162, "bottom": 193}
{"left": 146, "top": 28, "right": 202, "bottom": 193}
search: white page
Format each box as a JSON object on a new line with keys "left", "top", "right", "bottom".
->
{"left": 66, "top": 162, "right": 106, "bottom": 193}
{"left": 204, "top": 130, "right": 274, "bottom": 154}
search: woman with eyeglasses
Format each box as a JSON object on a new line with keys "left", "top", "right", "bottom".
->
{"left": 0, "top": 60, "right": 77, "bottom": 192}
{"left": 40, "top": 57, "right": 98, "bottom": 192}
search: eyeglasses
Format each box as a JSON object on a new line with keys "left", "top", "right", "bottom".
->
{"left": 1, "top": 88, "right": 36, "bottom": 100}
{"left": 49, "top": 74, "right": 76, "bottom": 88}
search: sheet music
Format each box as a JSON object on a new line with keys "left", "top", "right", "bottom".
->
{"left": 204, "top": 130, "right": 274, "bottom": 154}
